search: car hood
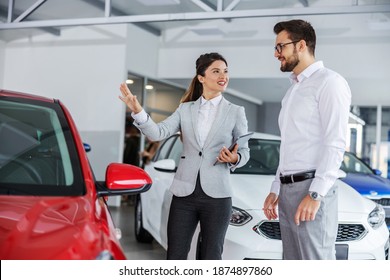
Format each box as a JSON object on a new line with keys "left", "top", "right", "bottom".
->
{"left": 0, "top": 195, "right": 100, "bottom": 259}
{"left": 341, "top": 173, "right": 390, "bottom": 196}
{"left": 231, "top": 174, "right": 375, "bottom": 214}
{"left": 231, "top": 174, "right": 275, "bottom": 210}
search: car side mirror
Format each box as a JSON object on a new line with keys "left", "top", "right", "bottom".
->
{"left": 337, "top": 169, "right": 347, "bottom": 178}
{"left": 372, "top": 169, "right": 382, "bottom": 176}
{"left": 97, "top": 163, "right": 152, "bottom": 196}
{"left": 154, "top": 159, "right": 177, "bottom": 173}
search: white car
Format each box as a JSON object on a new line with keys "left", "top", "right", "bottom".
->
{"left": 135, "top": 132, "right": 390, "bottom": 260}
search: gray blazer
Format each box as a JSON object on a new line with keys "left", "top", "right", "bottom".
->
{"left": 134, "top": 97, "right": 250, "bottom": 198}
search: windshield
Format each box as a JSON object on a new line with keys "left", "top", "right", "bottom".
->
{"left": 234, "top": 138, "right": 280, "bottom": 175}
{"left": 0, "top": 97, "right": 84, "bottom": 196}
{"left": 340, "top": 152, "right": 374, "bottom": 175}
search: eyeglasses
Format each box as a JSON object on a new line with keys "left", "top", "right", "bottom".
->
{"left": 274, "top": 40, "right": 300, "bottom": 54}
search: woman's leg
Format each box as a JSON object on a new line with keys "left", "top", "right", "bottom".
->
{"left": 198, "top": 195, "right": 232, "bottom": 260}
{"left": 166, "top": 195, "right": 199, "bottom": 260}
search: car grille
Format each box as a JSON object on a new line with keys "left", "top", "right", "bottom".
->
{"left": 253, "top": 221, "right": 367, "bottom": 242}
{"left": 336, "top": 224, "right": 367, "bottom": 241}
{"left": 371, "top": 198, "right": 390, "bottom": 207}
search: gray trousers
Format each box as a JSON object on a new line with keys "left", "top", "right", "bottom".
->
{"left": 278, "top": 179, "right": 338, "bottom": 260}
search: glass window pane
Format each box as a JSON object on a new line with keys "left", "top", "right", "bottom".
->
{"left": 0, "top": 98, "right": 84, "bottom": 196}
{"left": 348, "top": 106, "right": 390, "bottom": 178}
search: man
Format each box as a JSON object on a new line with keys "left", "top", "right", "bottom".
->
{"left": 263, "top": 19, "right": 351, "bottom": 260}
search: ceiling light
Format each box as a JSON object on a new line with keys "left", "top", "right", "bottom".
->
{"left": 136, "top": 0, "right": 180, "bottom": 6}
{"left": 126, "top": 79, "right": 134, "bottom": 84}
{"left": 145, "top": 85, "right": 154, "bottom": 90}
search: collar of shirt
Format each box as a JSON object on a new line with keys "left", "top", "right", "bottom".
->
{"left": 200, "top": 94, "right": 222, "bottom": 107}
{"left": 289, "top": 60, "right": 324, "bottom": 84}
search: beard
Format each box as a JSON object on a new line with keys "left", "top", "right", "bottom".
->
{"left": 280, "top": 49, "right": 299, "bottom": 72}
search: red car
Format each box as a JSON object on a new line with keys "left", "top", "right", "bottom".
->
{"left": 0, "top": 89, "right": 152, "bottom": 259}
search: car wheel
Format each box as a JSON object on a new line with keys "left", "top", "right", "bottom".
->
{"left": 134, "top": 195, "right": 153, "bottom": 243}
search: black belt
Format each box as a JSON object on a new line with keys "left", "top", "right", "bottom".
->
{"left": 280, "top": 170, "right": 316, "bottom": 184}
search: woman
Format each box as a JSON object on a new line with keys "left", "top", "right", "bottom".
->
{"left": 118, "top": 52, "right": 250, "bottom": 260}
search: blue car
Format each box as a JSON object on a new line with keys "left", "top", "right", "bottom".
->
{"left": 340, "top": 152, "right": 390, "bottom": 230}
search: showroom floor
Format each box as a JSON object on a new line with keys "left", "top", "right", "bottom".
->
{"left": 109, "top": 199, "right": 166, "bottom": 260}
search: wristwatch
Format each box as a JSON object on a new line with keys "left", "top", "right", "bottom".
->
{"left": 309, "top": 191, "right": 323, "bottom": 201}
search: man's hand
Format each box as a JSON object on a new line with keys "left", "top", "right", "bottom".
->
{"left": 263, "top": 193, "right": 279, "bottom": 220}
{"left": 294, "top": 195, "right": 321, "bottom": 225}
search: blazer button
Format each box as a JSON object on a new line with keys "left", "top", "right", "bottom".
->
{"left": 199, "top": 151, "right": 202, "bottom": 156}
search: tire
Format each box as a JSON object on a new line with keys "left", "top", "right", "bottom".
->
{"left": 134, "top": 195, "right": 153, "bottom": 243}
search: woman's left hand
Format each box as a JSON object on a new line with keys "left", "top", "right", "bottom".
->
{"left": 216, "top": 144, "right": 239, "bottom": 164}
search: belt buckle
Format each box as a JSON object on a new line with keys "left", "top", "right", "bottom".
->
{"left": 290, "top": 174, "right": 294, "bottom": 183}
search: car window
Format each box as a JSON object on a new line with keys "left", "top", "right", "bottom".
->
{"left": 168, "top": 136, "right": 183, "bottom": 166}
{"left": 154, "top": 134, "right": 178, "bottom": 161}
{"left": 341, "top": 152, "right": 373, "bottom": 175}
{"left": 0, "top": 98, "right": 84, "bottom": 196}
{"left": 235, "top": 138, "right": 280, "bottom": 175}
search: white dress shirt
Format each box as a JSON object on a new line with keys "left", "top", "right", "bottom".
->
{"left": 198, "top": 95, "right": 222, "bottom": 147}
{"left": 270, "top": 61, "right": 351, "bottom": 197}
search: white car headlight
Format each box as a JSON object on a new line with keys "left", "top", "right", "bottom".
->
{"left": 367, "top": 203, "right": 385, "bottom": 229}
{"left": 230, "top": 206, "right": 252, "bottom": 226}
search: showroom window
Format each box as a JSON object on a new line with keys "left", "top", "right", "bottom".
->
{"left": 124, "top": 73, "right": 185, "bottom": 163}
{"left": 143, "top": 79, "right": 185, "bottom": 123}
{"left": 348, "top": 106, "right": 390, "bottom": 179}
{"left": 125, "top": 73, "right": 185, "bottom": 122}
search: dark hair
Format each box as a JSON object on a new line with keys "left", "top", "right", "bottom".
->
{"left": 274, "top": 19, "right": 316, "bottom": 56}
{"left": 181, "top": 52, "right": 228, "bottom": 103}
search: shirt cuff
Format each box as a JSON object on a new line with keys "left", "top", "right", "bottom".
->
{"left": 270, "top": 178, "right": 281, "bottom": 196}
{"left": 229, "top": 153, "right": 241, "bottom": 169}
{"left": 131, "top": 109, "right": 148, "bottom": 125}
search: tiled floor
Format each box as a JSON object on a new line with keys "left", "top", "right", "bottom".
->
{"left": 109, "top": 201, "right": 166, "bottom": 260}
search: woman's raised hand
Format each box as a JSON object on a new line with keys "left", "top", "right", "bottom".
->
{"left": 118, "top": 82, "right": 143, "bottom": 114}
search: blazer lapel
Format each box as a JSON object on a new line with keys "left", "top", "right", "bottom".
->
{"left": 203, "top": 97, "right": 231, "bottom": 148}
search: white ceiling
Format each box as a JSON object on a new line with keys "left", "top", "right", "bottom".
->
{"left": 0, "top": 0, "right": 389, "bottom": 105}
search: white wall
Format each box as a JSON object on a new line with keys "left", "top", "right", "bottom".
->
{"left": 158, "top": 41, "right": 390, "bottom": 79}
{"left": 126, "top": 24, "right": 160, "bottom": 78}
{"left": 316, "top": 42, "right": 390, "bottom": 105}
{"left": 157, "top": 45, "right": 279, "bottom": 79}
{"left": 157, "top": 40, "right": 390, "bottom": 106}
{"left": 2, "top": 24, "right": 128, "bottom": 182}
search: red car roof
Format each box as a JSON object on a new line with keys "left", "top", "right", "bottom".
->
{"left": 0, "top": 89, "right": 55, "bottom": 103}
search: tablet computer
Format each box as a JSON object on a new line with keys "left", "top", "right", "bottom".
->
{"left": 214, "top": 131, "right": 254, "bottom": 165}
{"left": 227, "top": 132, "right": 254, "bottom": 151}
